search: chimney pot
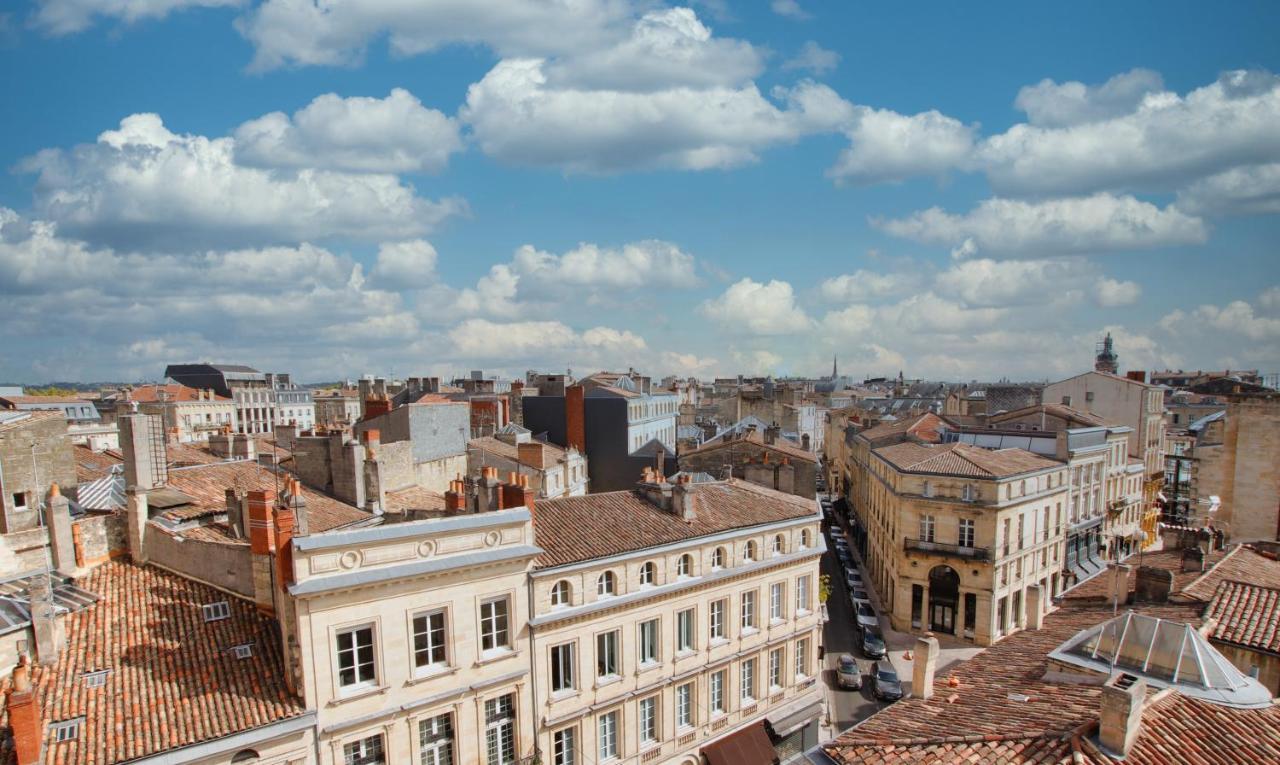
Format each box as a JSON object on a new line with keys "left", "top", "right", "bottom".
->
{"left": 1099, "top": 673, "right": 1147, "bottom": 757}
{"left": 912, "top": 635, "right": 940, "bottom": 700}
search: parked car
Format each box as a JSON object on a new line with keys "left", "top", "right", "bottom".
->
{"left": 835, "top": 653, "right": 862, "bottom": 690}
{"left": 860, "top": 626, "right": 887, "bottom": 659}
{"left": 855, "top": 602, "right": 878, "bottom": 632}
{"left": 850, "top": 588, "right": 871, "bottom": 608}
{"left": 845, "top": 571, "right": 863, "bottom": 591}
{"left": 871, "top": 661, "right": 903, "bottom": 701}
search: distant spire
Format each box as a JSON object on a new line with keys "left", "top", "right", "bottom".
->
{"left": 1095, "top": 332, "right": 1119, "bottom": 374}
{"left": 832, "top": 354, "right": 838, "bottom": 380}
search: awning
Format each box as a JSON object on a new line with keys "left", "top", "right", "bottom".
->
{"left": 703, "top": 721, "right": 779, "bottom": 765}
{"left": 767, "top": 701, "right": 823, "bottom": 737}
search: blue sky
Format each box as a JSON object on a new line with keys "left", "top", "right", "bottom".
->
{"left": 1, "top": 0, "right": 1278, "bottom": 383}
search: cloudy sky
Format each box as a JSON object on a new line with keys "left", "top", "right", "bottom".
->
{"left": 1, "top": 1, "right": 1278, "bottom": 384}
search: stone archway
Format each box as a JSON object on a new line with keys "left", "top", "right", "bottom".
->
{"left": 928, "top": 565, "right": 960, "bottom": 634}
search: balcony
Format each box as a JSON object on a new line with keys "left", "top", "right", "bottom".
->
{"left": 904, "top": 537, "right": 991, "bottom": 562}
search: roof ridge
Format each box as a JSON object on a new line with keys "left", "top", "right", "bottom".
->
{"left": 1181, "top": 542, "right": 1244, "bottom": 597}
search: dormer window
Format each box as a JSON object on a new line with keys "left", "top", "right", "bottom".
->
{"left": 82, "top": 670, "right": 110, "bottom": 688}
{"left": 551, "top": 580, "right": 572, "bottom": 608}
{"left": 52, "top": 718, "right": 82, "bottom": 743}
{"left": 677, "top": 553, "right": 694, "bottom": 579}
{"left": 230, "top": 643, "right": 254, "bottom": 660}
{"left": 638, "top": 561, "right": 657, "bottom": 588}
{"left": 597, "top": 571, "right": 616, "bottom": 597}
{"left": 202, "top": 601, "right": 230, "bottom": 622}
{"left": 742, "top": 541, "right": 757, "bottom": 563}
{"left": 772, "top": 534, "right": 785, "bottom": 556}
{"left": 962, "top": 484, "right": 975, "bottom": 502}
{"left": 711, "top": 547, "right": 726, "bottom": 570}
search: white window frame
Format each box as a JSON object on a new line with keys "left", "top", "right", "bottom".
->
{"left": 710, "top": 599, "right": 726, "bottom": 641}
{"left": 418, "top": 713, "right": 454, "bottom": 765}
{"left": 598, "top": 710, "right": 619, "bottom": 761}
{"left": 740, "top": 657, "right": 756, "bottom": 702}
{"left": 638, "top": 561, "right": 656, "bottom": 588}
{"left": 709, "top": 670, "right": 726, "bottom": 714}
{"left": 552, "top": 726, "right": 576, "bottom": 765}
{"left": 596, "top": 630, "right": 619, "bottom": 679}
{"left": 676, "top": 607, "right": 695, "bottom": 653}
{"left": 769, "top": 648, "right": 784, "bottom": 690}
{"left": 795, "top": 637, "right": 810, "bottom": 679}
{"left": 676, "top": 553, "right": 693, "bottom": 579}
{"left": 597, "top": 571, "right": 616, "bottom": 598}
{"left": 484, "top": 694, "right": 517, "bottom": 765}
{"left": 638, "top": 618, "right": 659, "bottom": 666}
{"left": 335, "top": 623, "right": 378, "bottom": 693}
{"left": 343, "top": 733, "right": 385, "bottom": 765}
{"left": 638, "top": 695, "right": 658, "bottom": 746}
{"left": 550, "top": 641, "right": 576, "bottom": 694}
{"left": 741, "top": 590, "right": 756, "bottom": 631}
{"left": 711, "top": 547, "right": 725, "bottom": 570}
{"left": 796, "top": 575, "right": 811, "bottom": 614}
{"left": 959, "top": 518, "right": 975, "bottom": 549}
{"left": 676, "top": 683, "right": 694, "bottom": 729}
{"left": 550, "top": 580, "right": 572, "bottom": 609}
{"left": 743, "top": 540, "right": 757, "bottom": 562}
{"left": 480, "top": 596, "right": 511, "bottom": 656}
{"left": 411, "top": 608, "right": 448, "bottom": 674}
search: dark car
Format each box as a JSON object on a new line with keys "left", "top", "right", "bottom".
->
{"left": 871, "top": 661, "right": 903, "bottom": 701}
{"left": 835, "top": 653, "right": 862, "bottom": 690}
{"left": 860, "top": 626, "right": 887, "bottom": 659}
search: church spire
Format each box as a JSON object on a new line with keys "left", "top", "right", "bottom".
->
{"left": 832, "top": 354, "right": 838, "bottom": 380}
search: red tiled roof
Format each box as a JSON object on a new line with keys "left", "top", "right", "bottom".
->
{"left": 383, "top": 486, "right": 447, "bottom": 514}
{"left": 876, "top": 441, "right": 1062, "bottom": 479}
{"left": 470, "top": 436, "right": 570, "bottom": 467}
{"left": 1061, "top": 547, "right": 1231, "bottom": 603}
{"left": 0, "top": 561, "right": 305, "bottom": 764}
{"left": 1203, "top": 580, "right": 1280, "bottom": 654}
{"left": 989, "top": 403, "right": 1108, "bottom": 428}
{"left": 532, "top": 479, "right": 814, "bottom": 568}
{"left": 0, "top": 410, "right": 65, "bottom": 433}
{"left": 0, "top": 395, "right": 92, "bottom": 406}
{"left": 73, "top": 446, "right": 123, "bottom": 482}
{"left": 126, "top": 384, "right": 231, "bottom": 403}
{"left": 858, "top": 412, "right": 948, "bottom": 444}
{"left": 162, "top": 461, "right": 370, "bottom": 534}
{"left": 825, "top": 733, "right": 1077, "bottom": 764}
{"left": 1178, "top": 544, "right": 1280, "bottom": 602}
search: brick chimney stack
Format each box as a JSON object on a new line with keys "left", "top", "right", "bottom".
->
{"left": 363, "top": 394, "right": 392, "bottom": 421}
{"left": 7, "top": 654, "right": 42, "bottom": 765}
{"left": 44, "top": 484, "right": 76, "bottom": 577}
{"left": 247, "top": 489, "right": 277, "bottom": 614}
{"left": 565, "top": 385, "right": 586, "bottom": 452}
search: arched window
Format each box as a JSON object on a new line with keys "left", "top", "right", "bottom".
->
{"left": 639, "top": 561, "right": 657, "bottom": 587}
{"left": 231, "top": 751, "right": 261, "bottom": 764}
{"left": 743, "top": 541, "right": 757, "bottom": 562}
{"left": 677, "top": 554, "right": 693, "bottom": 579}
{"left": 711, "top": 547, "right": 726, "bottom": 570}
{"left": 551, "top": 580, "right": 572, "bottom": 608}
{"left": 597, "top": 571, "right": 616, "bottom": 597}
{"left": 800, "top": 528, "right": 812, "bottom": 549}
{"left": 772, "top": 534, "right": 785, "bottom": 556}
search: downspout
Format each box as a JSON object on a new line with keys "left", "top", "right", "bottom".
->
{"left": 526, "top": 571, "right": 540, "bottom": 764}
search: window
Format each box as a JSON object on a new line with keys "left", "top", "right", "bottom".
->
{"left": 922, "top": 480, "right": 932, "bottom": 497}
{"left": 419, "top": 714, "right": 454, "bottom": 765}
{"left": 743, "top": 541, "right": 757, "bottom": 562}
{"left": 51, "top": 719, "right": 81, "bottom": 743}
{"left": 796, "top": 575, "right": 811, "bottom": 613}
{"left": 551, "top": 581, "right": 572, "bottom": 609}
{"left": 1017, "top": 516, "right": 1025, "bottom": 550}
{"left": 772, "top": 534, "right": 785, "bottom": 555}
{"left": 638, "top": 619, "right": 659, "bottom": 665}
{"left": 551, "top": 642, "right": 576, "bottom": 693}
{"left": 676, "top": 608, "right": 695, "bottom": 653}
{"left": 597, "top": 571, "right": 616, "bottom": 597}
{"left": 596, "top": 631, "right": 619, "bottom": 678}
{"left": 230, "top": 643, "right": 253, "bottom": 660}
{"left": 639, "top": 695, "right": 658, "bottom": 745}
{"left": 1002, "top": 518, "right": 1012, "bottom": 556}
{"left": 480, "top": 598, "right": 510, "bottom": 654}
{"left": 962, "top": 484, "right": 974, "bottom": 502}
{"left": 795, "top": 638, "right": 809, "bottom": 678}
{"left": 343, "top": 734, "right": 385, "bottom": 765}
{"left": 959, "top": 518, "right": 975, "bottom": 549}
{"left": 202, "top": 601, "right": 230, "bottom": 622}
{"left": 336, "top": 625, "right": 377, "bottom": 690}
{"left": 799, "top": 529, "right": 811, "bottom": 549}
{"left": 770, "top": 582, "right": 785, "bottom": 622}
{"left": 598, "top": 711, "right": 619, "bottom": 761}
{"left": 638, "top": 561, "right": 656, "bottom": 587}
{"left": 711, "top": 547, "right": 726, "bottom": 570}
{"left": 675, "top": 683, "right": 694, "bottom": 728}
{"left": 740, "top": 657, "right": 756, "bottom": 702}
{"left": 710, "top": 670, "right": 726, "bottom": 713}
{"left": 769, "top": 648, "right": 784, "bottom": 689}
{"left": 413, "top": 610, "right": 447, "bottom": 671}
{"left": 82, "top": 669, "right": 110, "bottom": 688}
{"left": 485, "top": 695, "right": 516, "bottom": 765}
{"left": 553, "top": 728, "right": 576, "bottom": 765}
{"left": 676, "top": 553, "right": 693, "bottom": 578}
{"left": 740, "top": 590, "right": 757, "bottom": 631}
{"left": 12, "top": 492, "right": 28, "bottom": 512}
{"left": 920, "top": 514, "right": 936, "bottom": 542}
{"left": 710, "top": 599, "right": 726, "bottom": 640}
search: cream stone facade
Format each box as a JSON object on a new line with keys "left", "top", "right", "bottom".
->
{"left": 1190, "top": 396, "right": 1280, "bottom": 541}
{"left": 527, "top": 511, "right": 825, "bottom": 765}
{"left": 287, "top": 499, "right": 542, "bottom": 765}
{"left": 851, "top": 438, "right": 1068, "bottom": 646}
{"left": 1043, "top": 372, "right": 1166, "bottom": 546}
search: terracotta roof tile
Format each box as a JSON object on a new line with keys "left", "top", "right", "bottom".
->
{"left": 532, "top": 479, "right": 815, "bottom": 568}
{"left": 469, "top": 436, "right": 569, "bottom": 466}
{"left": 1178, "top": 545, "right": 1280, "bottom": 602}
{"left": 383, "top": 486, "right": 447, "bottom": 514}
{"left": 858, "top": 413, "right": 949, "bottom": 444}
{"left": 1203, "top": 580, "right": 1280, "bottom": 654}
{"left": 0, "top": 561, "right": 305, "bottom": 764}
{"left": 682, "top": 430, "right": 816, "bottom": 463}
{"left": 126, "top": 385, "right": 231, "bottom": 403}
{"left": 876, "top": 442, "right": 1061, "bottom": 479}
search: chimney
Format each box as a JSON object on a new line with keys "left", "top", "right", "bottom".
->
{"left": 44, "top": 484, "right": 76, "bottom": 577}
{"left": 30, "top": 575, "right": 64, "bottom": 665}
{"left": 247, "top": 489, "right": 277, "bottom": 614}
{"left": 912, "top": 634, "right": 939, "bottom": 700}
{"left": 225, "top": 488, "right": 246, "bottom": 539}
{"left": 445, "top": 479, "right": 467, "bottom": 513}
{"left": 1108, "top": 563, "right": 1132, "bottom": 607}
{"left": 1099, "top": 673, "right": 1146, "bottom": 757}
{"left": 776, "top": 456, "right": 795, "bottom": 495}
{"left": 119, "top": 413, "right": 164, "bottom": 491}
{"left": 672, "top": 476, "right": 696, "bottom": 521}
{"left": 290, "top": 477, "right": 309, "bottom": 536}
{"left": 478, "top": 466, "right": 501, "bottom": 514}
{"left": 1025, "top": 583, "right": 1045, "bottom": 630}
{"left": 518, "top": 441, "right": 548, "bottom": 470}
{"left": 363, "top": 395, "right": 392, "bottom": 421}
{"left": 6, "top": 654, "right": 42, "bottom": 765}
{"left": 565, "top": 385, "right": 586, "bottom": 452}
{"left": 274, "top": 504, "right": 296, "bottom": 588}
{"left": 363, "top": 445, "right": 384, "bottom": 515}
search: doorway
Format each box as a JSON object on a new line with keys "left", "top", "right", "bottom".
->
{"left": 927, "top": 565, "right": 960, "bottom": 635}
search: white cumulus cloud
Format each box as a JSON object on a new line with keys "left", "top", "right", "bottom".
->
{"left": 33, "top": 0, "right": 240, "bottom": 35}
{"left": 1094, "top": 277, "right": 1142, "bottom": 307}
{"left": 875, "top": 193, "right": 1207, "bottom": 257}
{"left": 783, "top": 41, "right": 840, "bottom": 75}
{"left": 234, "top": 89, "right": 462, "bottom": 174}
{"left": 828, "top": 107, "right": 977, "bottom": 185}
{"left": 700, "top": 278, "right": 813, "bottom": 335}
{"left": 1014, "top": 68, "right": 1165, "bottom": 127}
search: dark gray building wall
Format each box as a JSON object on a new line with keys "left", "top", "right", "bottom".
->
{"left": 524, "top": 396, "right": 673, "bottom": 493}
